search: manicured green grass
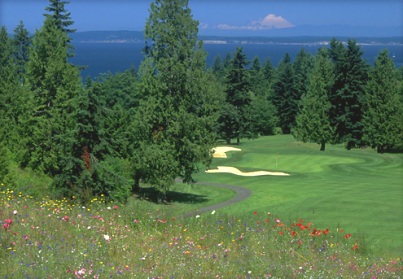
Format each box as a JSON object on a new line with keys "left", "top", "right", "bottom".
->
{"left": 193, "top": 135, "right": 403, "bottom": 257}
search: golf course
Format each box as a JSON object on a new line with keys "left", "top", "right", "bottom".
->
{"left": 170, "top": 135, "right": 403, "bottom": 257}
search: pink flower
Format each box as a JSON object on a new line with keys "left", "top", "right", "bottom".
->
{"left": 113, "top": 205, "right": 118, "bottom": 210}
{"left": 3, "top": 219, "right": 12, "bottom": 229}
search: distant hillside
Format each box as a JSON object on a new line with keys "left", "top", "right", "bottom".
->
{"left": 70, "top": 30, "right": 403, "bottom": 46}
{"left": 71, "top": 31, "right": 144, "bottom": 43}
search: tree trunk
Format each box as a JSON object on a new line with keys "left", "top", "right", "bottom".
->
{"left": 226, "top": 137, "right": 231, "bottom": 144}
{"left": 132, "top": 171, "right": 141, "bottom": 193}
{"left": 237, "top": 137, "right": 240, "bottom": 145}
{"left": 377, "top": 145, "right": 384, "bottom": 154}
{"left": 320, "top": 142, "right": 326, "bottom": 151}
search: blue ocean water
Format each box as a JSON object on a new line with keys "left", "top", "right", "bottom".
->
{"left": 70, "top": 42, "right": 403, "bottom": 79}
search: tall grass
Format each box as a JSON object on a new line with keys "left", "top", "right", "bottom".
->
{"left": 1, "top": 187, "right": 402, "bottom": 278}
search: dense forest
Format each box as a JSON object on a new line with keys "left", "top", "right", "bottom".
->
{"left": 1, "top": 0, "right": 402, "bottom": 202}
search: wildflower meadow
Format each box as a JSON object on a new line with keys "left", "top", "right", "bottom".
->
{"left": 1, "top": 186, "right": 402, "bottom": 278}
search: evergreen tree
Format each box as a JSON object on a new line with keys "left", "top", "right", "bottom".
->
{"left": 133, "top": 0, "right": 219, "bottom": 199}
{"left": 52, "top": 84, "right": 114, "bottom": 201}
{"left": 294, "top": 49, "right": 335, "bottom": 151}
{"left": 212, "top": 55, "right": 224, "bottom": 76}
{"left": 262, "top": 58, "right": 274, "bottom": 86}
{"left": 221, "top": 47, "right": 254, "bottom": 144}
{"left": 273, "top": 53, "right": 296, "bottom": 134}
{"left": 0, "top": 26, "right": 20, "bottom": 149}
{"left": 25, "top": 16, "right": 81, "bottom": 174}
{"left": 44, "top": 0, "right": 75, "bottom": 34}
{"left": 12, "top": 21, "right": 31, "bottom": 84}
{"left": 329, "top": 39, "right": 368, "bottom": 149}
{"left": 248, "top": 56, "right": 278, "bottom": 136}
{"left": 363, "top": 50, "right": 403, "bottom": 153}
{"left": 44, "top": 0, "right": 76, "bottom": 56}
{"left": 292, "top": 48, "right": 313, "bottom": 100}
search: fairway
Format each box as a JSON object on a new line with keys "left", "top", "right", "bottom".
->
{"left": 193, "top": 135, "right": 403, "bottom": 256}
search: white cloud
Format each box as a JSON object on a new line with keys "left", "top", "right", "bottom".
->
{"left": 199, "top": 22, "right": 209, "bottom": 30}
{"left": 216, "top": 13, "right": 294, "bottom": 31}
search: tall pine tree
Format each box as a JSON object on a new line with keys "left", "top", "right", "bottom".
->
{"left": 12, "top": 21, "right": 31, "bottom": 84}
{"left": 25, "top": 16, "right": 81, "bottom": 174}
{"left": 221, "top": 47, "right": 254, "bottom": 144}
{"left": 363, "top": 50, "right": 403, "bottom": 153}
{"left": 44, "top": 0, "right": 76, "bottom": 56}
{"left": 132, "top": 0, "right": 219, "bottom": 199}
{"left": 294, "top": 49, "right": 335, "bottom": 151}
{"left": 329, "top": 39, "right": 368, "bottom": 149}
{"left": 273, "top": 53, "right": 296, "bottom": 134}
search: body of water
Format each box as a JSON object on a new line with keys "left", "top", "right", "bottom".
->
{"left": 70, "top": 42, "right": 403, "bottom": 79}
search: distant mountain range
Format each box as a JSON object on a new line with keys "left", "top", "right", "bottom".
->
{"left": 71, "top": 30, "right": 403, "bottom": 46}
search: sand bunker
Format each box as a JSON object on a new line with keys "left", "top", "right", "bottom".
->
{"left": 212, "top": 147, "right": 241, "bottom": 158}
{"left": 206, "top": 166, "right": 290, "bottom": 176}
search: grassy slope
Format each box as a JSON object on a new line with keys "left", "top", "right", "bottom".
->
{"left": 193, "top": 135, "right": 403, "bottom": 256}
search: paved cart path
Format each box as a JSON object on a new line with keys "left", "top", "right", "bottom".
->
{"left": 175, "top": 179, "right": 252, "bottom": 218}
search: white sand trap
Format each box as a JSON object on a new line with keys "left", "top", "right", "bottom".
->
{"left": 212, "top": 147, "right": 241, "bottom": 158}
{"left": 206, "top": 166, "right": 290, "bottom": 176}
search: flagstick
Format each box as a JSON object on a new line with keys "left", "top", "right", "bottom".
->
{"left": 276, "top": 154, "right": 278, "bottom": 169}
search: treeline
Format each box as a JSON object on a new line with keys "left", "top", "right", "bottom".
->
{"left": 1, "top": 0, "right": 402, "bottom": 202}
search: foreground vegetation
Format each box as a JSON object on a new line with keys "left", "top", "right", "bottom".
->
{"left": 1, "top": 187, "right": 402, "bottom": 278}
{"left": 2, "top": 135, "right": 402, "bottom": 278}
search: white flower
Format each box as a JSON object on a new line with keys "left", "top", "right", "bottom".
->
{"left": 211, "top": 210, "right": 215, "bottom": 215}
{"left": 196, "top": 215, "right": 200, "bottom": 218}
{"left": 13, "top": 210, "right": 18, "bottom": 215}
{"left": 103, "top": 234, "right": 110, "bottom": 241}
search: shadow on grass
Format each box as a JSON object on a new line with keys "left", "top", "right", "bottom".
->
{"left": 137, "top": 186, "right": 209, "bottom": 204}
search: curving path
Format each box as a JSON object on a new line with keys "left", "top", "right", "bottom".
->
{"left": 175, "top": 179, "right": 251, "bottom": 218}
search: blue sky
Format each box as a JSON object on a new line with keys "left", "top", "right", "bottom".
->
{"left": 1, "top": 0, "right": 402, "bottom": 37}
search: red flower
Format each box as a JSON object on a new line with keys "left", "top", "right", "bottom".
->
{"left": 344, "top": 233, "right": 351, "bottom": 239}
{"left": 298, "top": 240, "right": 303, "bottom": 245}
{"left": 291, "top": 231, "right": 297, "bottom": 237}
{"left": 3, "top": 219, "right": 12, "bottom": 230}
{"left": 323, "top": 229, "right": 329, "bottom": 235}
{"left": 279, "top": 231, "right": 283, "bottom": 235}
{"left": 352, "top": 244, "right": 359, "bottom": 250}
{"left": 254, "top": 211, "right": 258, "bottom": 215}
{"left": 63, "top": 216, "right": 69, "bottom": 222}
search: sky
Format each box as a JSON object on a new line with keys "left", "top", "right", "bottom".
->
{"left": 1, "top": 0, "right": 402, "bottom": 37}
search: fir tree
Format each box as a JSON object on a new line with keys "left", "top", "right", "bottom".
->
{"left": 221, "top": 47, "right": 254, "bottom": 144}
{"left": 133, "top": 0, "right": 219, "bottom": 199}
{"left": 273, "top": 53, "right": 296, "bottom": 134}
{"left": 294, "top": 49, "right": 335, "bottom": 151}
{"left": 363, "top": 50, "right": 403, "bottom": 153}
{"left": 25, "top": 16, "right": 81, "bottom": 174}
{"left": 44, "top": 0, "right": 76, "bottom": 56}
{"left": 329, "top": 39, "right": 368, "bottom": 149}
{"left": 12, "top": 21, "right": 31, "bottom": 84}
